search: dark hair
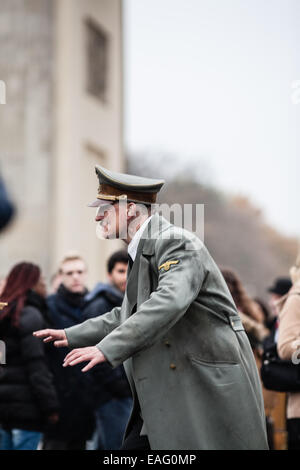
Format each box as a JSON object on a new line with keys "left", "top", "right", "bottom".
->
{"left": 221, "top": 267, "right": 263, "bottom": 323}
{"left": 107, "top": 250, "right": 128, "bottom": 274}
{"left": 254, "top": 297, "right": 270, "bottom": 323}
{"left": 0, "top": 262, "right": 40, "bottom": 327}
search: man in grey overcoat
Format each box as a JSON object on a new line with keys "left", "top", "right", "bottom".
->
{"left": 34, "top": 166, "right": 268, "bottom": 450}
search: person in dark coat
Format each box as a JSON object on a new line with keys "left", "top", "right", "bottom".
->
{"left": 0, "top": 262, "right": 59, "bottom": 450}
{"left": 0, "top": 174, "right": 15, "bottom": 232}
{"left": 83, "top": 250, "right": 132, "bottom": 450}
{"left": 42, "top": 253, "right": 95, "bottom": 450}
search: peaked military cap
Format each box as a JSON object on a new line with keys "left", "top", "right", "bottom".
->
{"left": 88, "top": 165, "right": 165, "bottom": 206}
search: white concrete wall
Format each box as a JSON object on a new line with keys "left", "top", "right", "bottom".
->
{"left": 52, "top": 0, "right": 124, "bottom": 287}
{"left": 0, "top": 0, "right": 54, "bottom": 277}
{"left": 0, "top": 0, "right": 124, "bottom": 289}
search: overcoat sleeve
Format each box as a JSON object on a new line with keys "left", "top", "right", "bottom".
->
{"left": 98, "top": 234, "right": 206, "bottom": 368}
{"left": 64, "top": 305, "right": 122, "bottom": 348}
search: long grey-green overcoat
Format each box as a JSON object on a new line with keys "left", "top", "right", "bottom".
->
{"left": 65, "top": 214, "right": 268, "bottom": 450}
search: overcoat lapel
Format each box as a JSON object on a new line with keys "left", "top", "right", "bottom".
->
{"left": 125, "top": 214, "right": 171, "bottom": 316}
{"left": 126, "top": 236, "right": 146, "bottom": 315}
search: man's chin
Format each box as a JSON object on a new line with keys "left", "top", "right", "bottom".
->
{"left": 104, "top": 232, "right": 118, "bottom": 240}
{"left": 70, "top": 287, "right": 85, "bottom": 294}
{"left": 96, "top": 224, "right": 119, "bottom": 240}
{"left": 96, "top": 228, "right": 121, "bottom": 240}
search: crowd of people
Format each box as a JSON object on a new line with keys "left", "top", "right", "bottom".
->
{"left": 0, "top": 246, "right": 298, "bottom": 450}
{"left": 221, "top": 267, "right": 300, "bottom": 450}
{"left": 0, "top": 250, "right": 132, "bottom": 450}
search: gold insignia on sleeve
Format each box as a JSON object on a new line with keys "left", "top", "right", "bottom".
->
{"left": 158, "top": 260, "right": 180, "bottom": 272}
{"left": 0, "top": 302, "right": 7, "bottom": 310}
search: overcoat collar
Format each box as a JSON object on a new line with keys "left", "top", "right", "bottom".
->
{"left": 141, "top": 212, "right": 171, "bottom": 255}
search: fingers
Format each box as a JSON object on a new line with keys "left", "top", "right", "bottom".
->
{"left": 33, "top": 329, "right": 52, "bottom": 338}
{"left": 33, "top": 329, "right": 59, "bottom": 343}
{"left": 33, "top": 329, "right": 67, "bottom": 347}
{"left": 62, "top": 347, "right": 106, "bottom": 371}
{"left": 54, "top": 340, "right": 68, "bottom": 348}
{"left": 44, "top": 336, "right": 56, "bottom": 343}
{"left": 64, "top": 349, "right": 80, "bottom": 363}
{"left": 63, "top": 349, "right": 86, "bottom": 367}
{"left": 82, "top": 358, "right": 99, "bottom": 373}
{"left": 63, "top": 353, "right": 91, "bottom": 367}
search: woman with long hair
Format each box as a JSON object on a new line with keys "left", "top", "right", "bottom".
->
{"left": 0, "top": 262, "right": 58, "bottom": 450}
{"left": 221, "top": 268, "right": 269, "bottom": 347}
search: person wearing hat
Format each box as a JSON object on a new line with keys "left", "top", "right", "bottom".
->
{"left": 34, "top": 165, "right": 268, "bottom": 450}
{"left": 267, "top": 278, "right": 293, "bottom": 332}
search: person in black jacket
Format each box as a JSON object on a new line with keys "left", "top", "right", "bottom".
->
{"left": 0, "top": 174, "right": 15, "bottom": 232}
{"left": 0, "top": 262, "right": 59, "bottom": 450}
{"left": 83, "top": 250, "right": 132, "bottom": 450}
{"left": 42, "top": 253, "right": 95, "bottom": 450}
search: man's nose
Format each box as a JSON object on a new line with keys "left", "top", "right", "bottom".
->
{"left": 95, "top": 209, "right": 109, "bottom": 222}
{"left": 95, "top": 212, "right": 106, "bottom": 222}
{"left": 72, "top": 272, "right": 81, "bottom": 281}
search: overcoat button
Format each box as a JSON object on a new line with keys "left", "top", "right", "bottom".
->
{"left": 164, "top": 340, "right": 171, "bottom": 347}
{"left": 170, "top": 363, "right": 176, "bottom": 370}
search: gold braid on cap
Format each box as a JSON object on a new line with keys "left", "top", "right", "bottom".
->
{"left": 97, "top": 184, "right": 157, "bottom": 204}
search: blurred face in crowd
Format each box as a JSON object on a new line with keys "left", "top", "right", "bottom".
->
{"left": 60, "top": 259, "right": 87, "bottom": 294}
{"left": 33, "top": 274, "right": 47, "bottom": 298}
{"left": 268, "top": 293, "right": 281, "bottom": 319}
{"left": 108, "top": 262, "right": 128, "bottom": 293}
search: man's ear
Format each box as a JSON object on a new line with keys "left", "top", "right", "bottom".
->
{"left": 127, "top": 203, "right": 136, "bottom": 218}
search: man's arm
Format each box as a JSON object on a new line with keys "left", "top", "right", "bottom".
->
{"left": 64, "top": 305, "right": 122, "bottom": 349}
{"left": 33, "top": 305, "right": 122, "bottom": 349}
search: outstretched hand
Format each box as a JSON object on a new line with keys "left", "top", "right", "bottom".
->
{"left": 63, "top": 346, "right": 107, "bottom": 372}
{"left": 33, "top": 328, "right": 68, "bottom": 348}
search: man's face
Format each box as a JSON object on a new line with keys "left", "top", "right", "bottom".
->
{"left": 60, "top": 259, "right": 87, "bottom": 294}
{"left": 95, "top": 201, "right": 149, "bottom": 240}
{"left": 95, "top": 202, "right": 128, "bottom": 240}
{"left": 108, "top": 262, "right": 128, "bottom": 293}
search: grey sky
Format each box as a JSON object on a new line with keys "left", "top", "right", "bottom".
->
{"left": 123, "top": 0, "right": 300, "bottom": 238}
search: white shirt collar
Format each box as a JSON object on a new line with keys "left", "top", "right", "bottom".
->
{"left": 128, "top": 216, "right": 152, "bottom": 261}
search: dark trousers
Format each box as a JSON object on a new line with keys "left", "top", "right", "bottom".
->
{"left": 120, "top": 414, "right": 151, "bottom": 451}
{"left": 42, "top": 437, "right": 86, "bottom": 450}
{"left": 287, "top": 418, "right": 300, "bottom": 450}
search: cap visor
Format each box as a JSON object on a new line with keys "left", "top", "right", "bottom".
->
{"left": 87, "top": 199, "right": 114, "bottom": 208}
